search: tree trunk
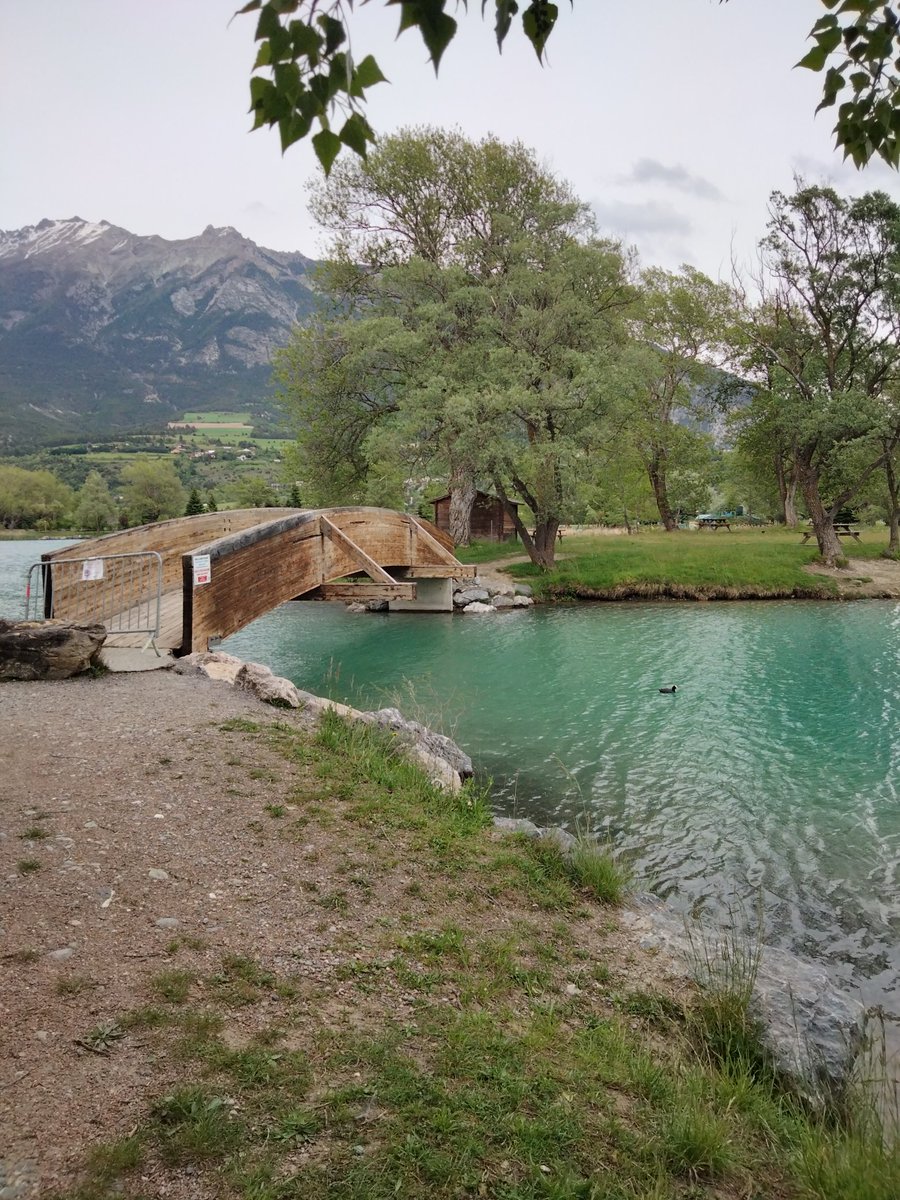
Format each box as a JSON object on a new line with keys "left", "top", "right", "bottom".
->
{"left": 447, "top": 462, "right": 476, "bottom": 546}
{"left": 775, "top": 453, "right": 800, "bottom": 527}
{"left": 797, "top": 457, "right": 843, "bottom": 564}
{"left": 623, "top": 506, "right": 633, "bottom": 535}
{"left": 492, "top": 476, "right": 558, "bottom": 569}
{"left": 647, "top": 450, "right": 677, "bottom": 531}
{"left": 784, "top": 476, "right": 799, "bottom": 528}
{"left": 885, "top": 453, "right": 900, "bottom": 556}
{"left": 529, "top": 519, "right": 560, "bottom": 569}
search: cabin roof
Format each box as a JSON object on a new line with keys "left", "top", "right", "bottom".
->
{"left": 430, "top": 491, "right": 519, "bottom": 508}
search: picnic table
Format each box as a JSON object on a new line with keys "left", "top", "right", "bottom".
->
{"left": 800, "top": 522, "right": 861, "bottom": 545}
{"left": 697, "top": 517, "right": 731, "bottom": 531}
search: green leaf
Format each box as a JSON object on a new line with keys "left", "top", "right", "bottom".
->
{"left": 255, "top": 5, "right": 282, "bottom": 41}
{"left": 289, "top": 19, "right": 322, "bottom": 59}
{"left": 273, "top": 61, "right": 302, "bottom": 103}
{"left": 316, "top": 13, "right": 346, "bottom": 55}
{"left": 280, "top": 111, "right": 312, "bottom": 153}
{"left": 816, "top": 65, "right": 847, "bottom": 110}
{"left": 522, "top": 1, "right": 558, "bottom": 60}
{"left": 354, "top": 54, "right": 388, "bottom": 89}
{"left": 253, "top": 41, "right": 271, "bottom": 69}
{"left": 490, "top": 0, "right": 519, "bottom": 49}
{"left": 797, "top": 43, "right": 831, "bottom": 72}
{"left": 391, "top": 1, "right": 458, "bottom": 70}
{"left": 313, "top": 128, "right": 342, "bottom": 174}
{"left": 339, "top": 112, "right": 374, "bottom": 156}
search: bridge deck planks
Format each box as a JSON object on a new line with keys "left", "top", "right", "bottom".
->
{"left": 102, "top": 589, "right": 183, "bottom": 650}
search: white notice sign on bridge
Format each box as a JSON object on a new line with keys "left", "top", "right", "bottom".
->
{"left": 81, "top": 558, "right": 104, "bottom": 581}
{"left": 192, "top": 554, "right": 211, "bottom": 586}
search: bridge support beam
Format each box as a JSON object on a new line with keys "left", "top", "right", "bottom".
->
{"left": 388, "top": 577, "right": 453, "bottom": 612}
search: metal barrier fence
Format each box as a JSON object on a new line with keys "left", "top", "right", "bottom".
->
{"left": 25, "top": 551, "right": 163, "bottom": 650}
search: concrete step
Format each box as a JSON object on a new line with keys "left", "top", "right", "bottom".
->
{"left": 100, "top": 647, "right": 175, "bottom": 673}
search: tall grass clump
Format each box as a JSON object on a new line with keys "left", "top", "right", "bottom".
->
{"left": 683, "top": 908, "right": 772, "bottom": 1084}
{"left": 791, "top": 1009, "right": 900, "bottom": 1200}
{"left": 568, "top": 833, "right": 632, "bottom": 904}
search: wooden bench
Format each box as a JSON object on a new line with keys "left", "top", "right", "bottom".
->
{"left": 799, "top": 523, "right": 861, "bottom": 545}
{"left": 697, "top": 517, "right": 731, "bottom": 531}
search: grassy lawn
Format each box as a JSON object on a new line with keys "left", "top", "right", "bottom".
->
{"left": 506, "top": 527, "right": 892, "bottom": 599}
{"left": 454, "top": 539, "right": 526, "bottom": 565}
{"left": 54, "top": 712, "right": 897, "bottom": 1200}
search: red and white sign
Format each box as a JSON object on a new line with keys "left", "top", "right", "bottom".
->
{"left": 192, "top": 554, "right": 211, "bottom": 586}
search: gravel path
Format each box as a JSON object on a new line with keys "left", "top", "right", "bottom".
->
{"left": 0, "top": 672, "right": 329, "bottom": 1194}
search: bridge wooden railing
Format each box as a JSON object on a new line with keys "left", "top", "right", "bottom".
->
{"left": 44, "top": 510, "right": 299, "bottom": 597}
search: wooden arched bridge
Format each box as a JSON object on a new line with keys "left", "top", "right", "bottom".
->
{"left": 29, "top": 507, "right": 474, "bottom": 653}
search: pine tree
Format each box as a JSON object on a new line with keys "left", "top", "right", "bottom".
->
{"left": 288, "top": 482, "right": 303, "bottom": 507}
{"left": 185, "top": 487, "right": 205, "bottom": 516}
{"left": 206, "top": 492, "right": 218, "bottom": 513}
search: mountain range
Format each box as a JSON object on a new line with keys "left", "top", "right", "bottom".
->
{"left": 0, "top": 217, "right": 318, "bottom": 448}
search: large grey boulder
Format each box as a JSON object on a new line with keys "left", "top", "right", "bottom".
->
{"left": 174, "top": 650, "right": 243, "bottom": 683}
{"left": 361, "top": 706, "right": 474, "bottom": 779}
{"left": 454, "top": 588, "right": 490, "bottom": 606}
{"left": 514, "top": 583, "right": 534, "bottom": 597}
{"left": 493, "top": 816, "right": 576, "bottom": 854}
{"left": 235, "top": 661, "right": 304, "bottom": 708}
{"left": 462, "top": 601, "right": 495, "bottom": 614}
{"left": 0, "top": 619, "right": 106, "bottom": 681}
{"left": 492, "top": 595, "right": 516, "bottom": 609}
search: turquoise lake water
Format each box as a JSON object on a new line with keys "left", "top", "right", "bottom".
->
{"left": 3, "top": 540, "right": 898, "bottom": 1016}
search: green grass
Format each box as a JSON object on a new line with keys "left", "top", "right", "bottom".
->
{"left": 49, "top": 710, "right": 898, "bottom": 1200}
{"left": 569, "top": 834, "right": 632, "bottom": 904}
{"left": 454, "top": 537, "right": 525, "bottom": 564}
{"left": 508, "top": 526, "right": 892, "bottom": 598}
{"left": 150, "top": 968, "right": 196, "bottom": 1004}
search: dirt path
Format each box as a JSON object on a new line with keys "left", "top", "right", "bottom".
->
{"left": 1, "top": 673, "right": 322, "bottom": 1192}
{"left": 804, "top": 554, "right": 900, "bottom": 598}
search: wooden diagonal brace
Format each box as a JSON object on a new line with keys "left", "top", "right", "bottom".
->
{"left": 408, "top": 516, "right": 466, "bottom": 567}
{"left": 319, "top": 516, "right": 398, "bottom": 585}
{"left": 408, "top": 516, "right": 476, "bottom": 577}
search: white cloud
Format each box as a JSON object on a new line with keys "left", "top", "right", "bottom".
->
{"left": 622, "top": 159, "right": 724, "bottom": 202}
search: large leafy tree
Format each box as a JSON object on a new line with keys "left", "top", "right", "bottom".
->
{"left": 121, "top": 458, "right": 187, "bottom": 526}
{"left": 736, "top": 183, "right": 900, "bottom": 563}
{"left": 276, "top": 133, "right": 631, "bottom": 568}
{"left": 289, "top": 127, "right": 595, "bottom": 548}
{"left": 616, "top": 266, "right": 733, "bottom": 531}
{"left": 238, "top": 1, "right": 900, "bottom": 172}
{"left": 74, "top": 470, "right": 118, "bottom": 531}
{"left": 0, "top": 466, "right": 73, "bottom": 530}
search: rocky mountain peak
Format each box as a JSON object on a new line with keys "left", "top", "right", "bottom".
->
{"left": 0, "top": 217, "right": 318, "bottom": 447}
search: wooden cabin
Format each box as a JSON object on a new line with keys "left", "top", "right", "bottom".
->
{"left": 431, "top": 491, "right": 519, "bottom": 543}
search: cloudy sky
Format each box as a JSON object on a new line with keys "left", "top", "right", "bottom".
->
{"left": 3, "top": 0, "right": 900, "bottom": 278}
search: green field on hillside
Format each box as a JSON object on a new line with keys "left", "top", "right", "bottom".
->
{"left": 176, "top": 410, "right": 253, "bottom": 425}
